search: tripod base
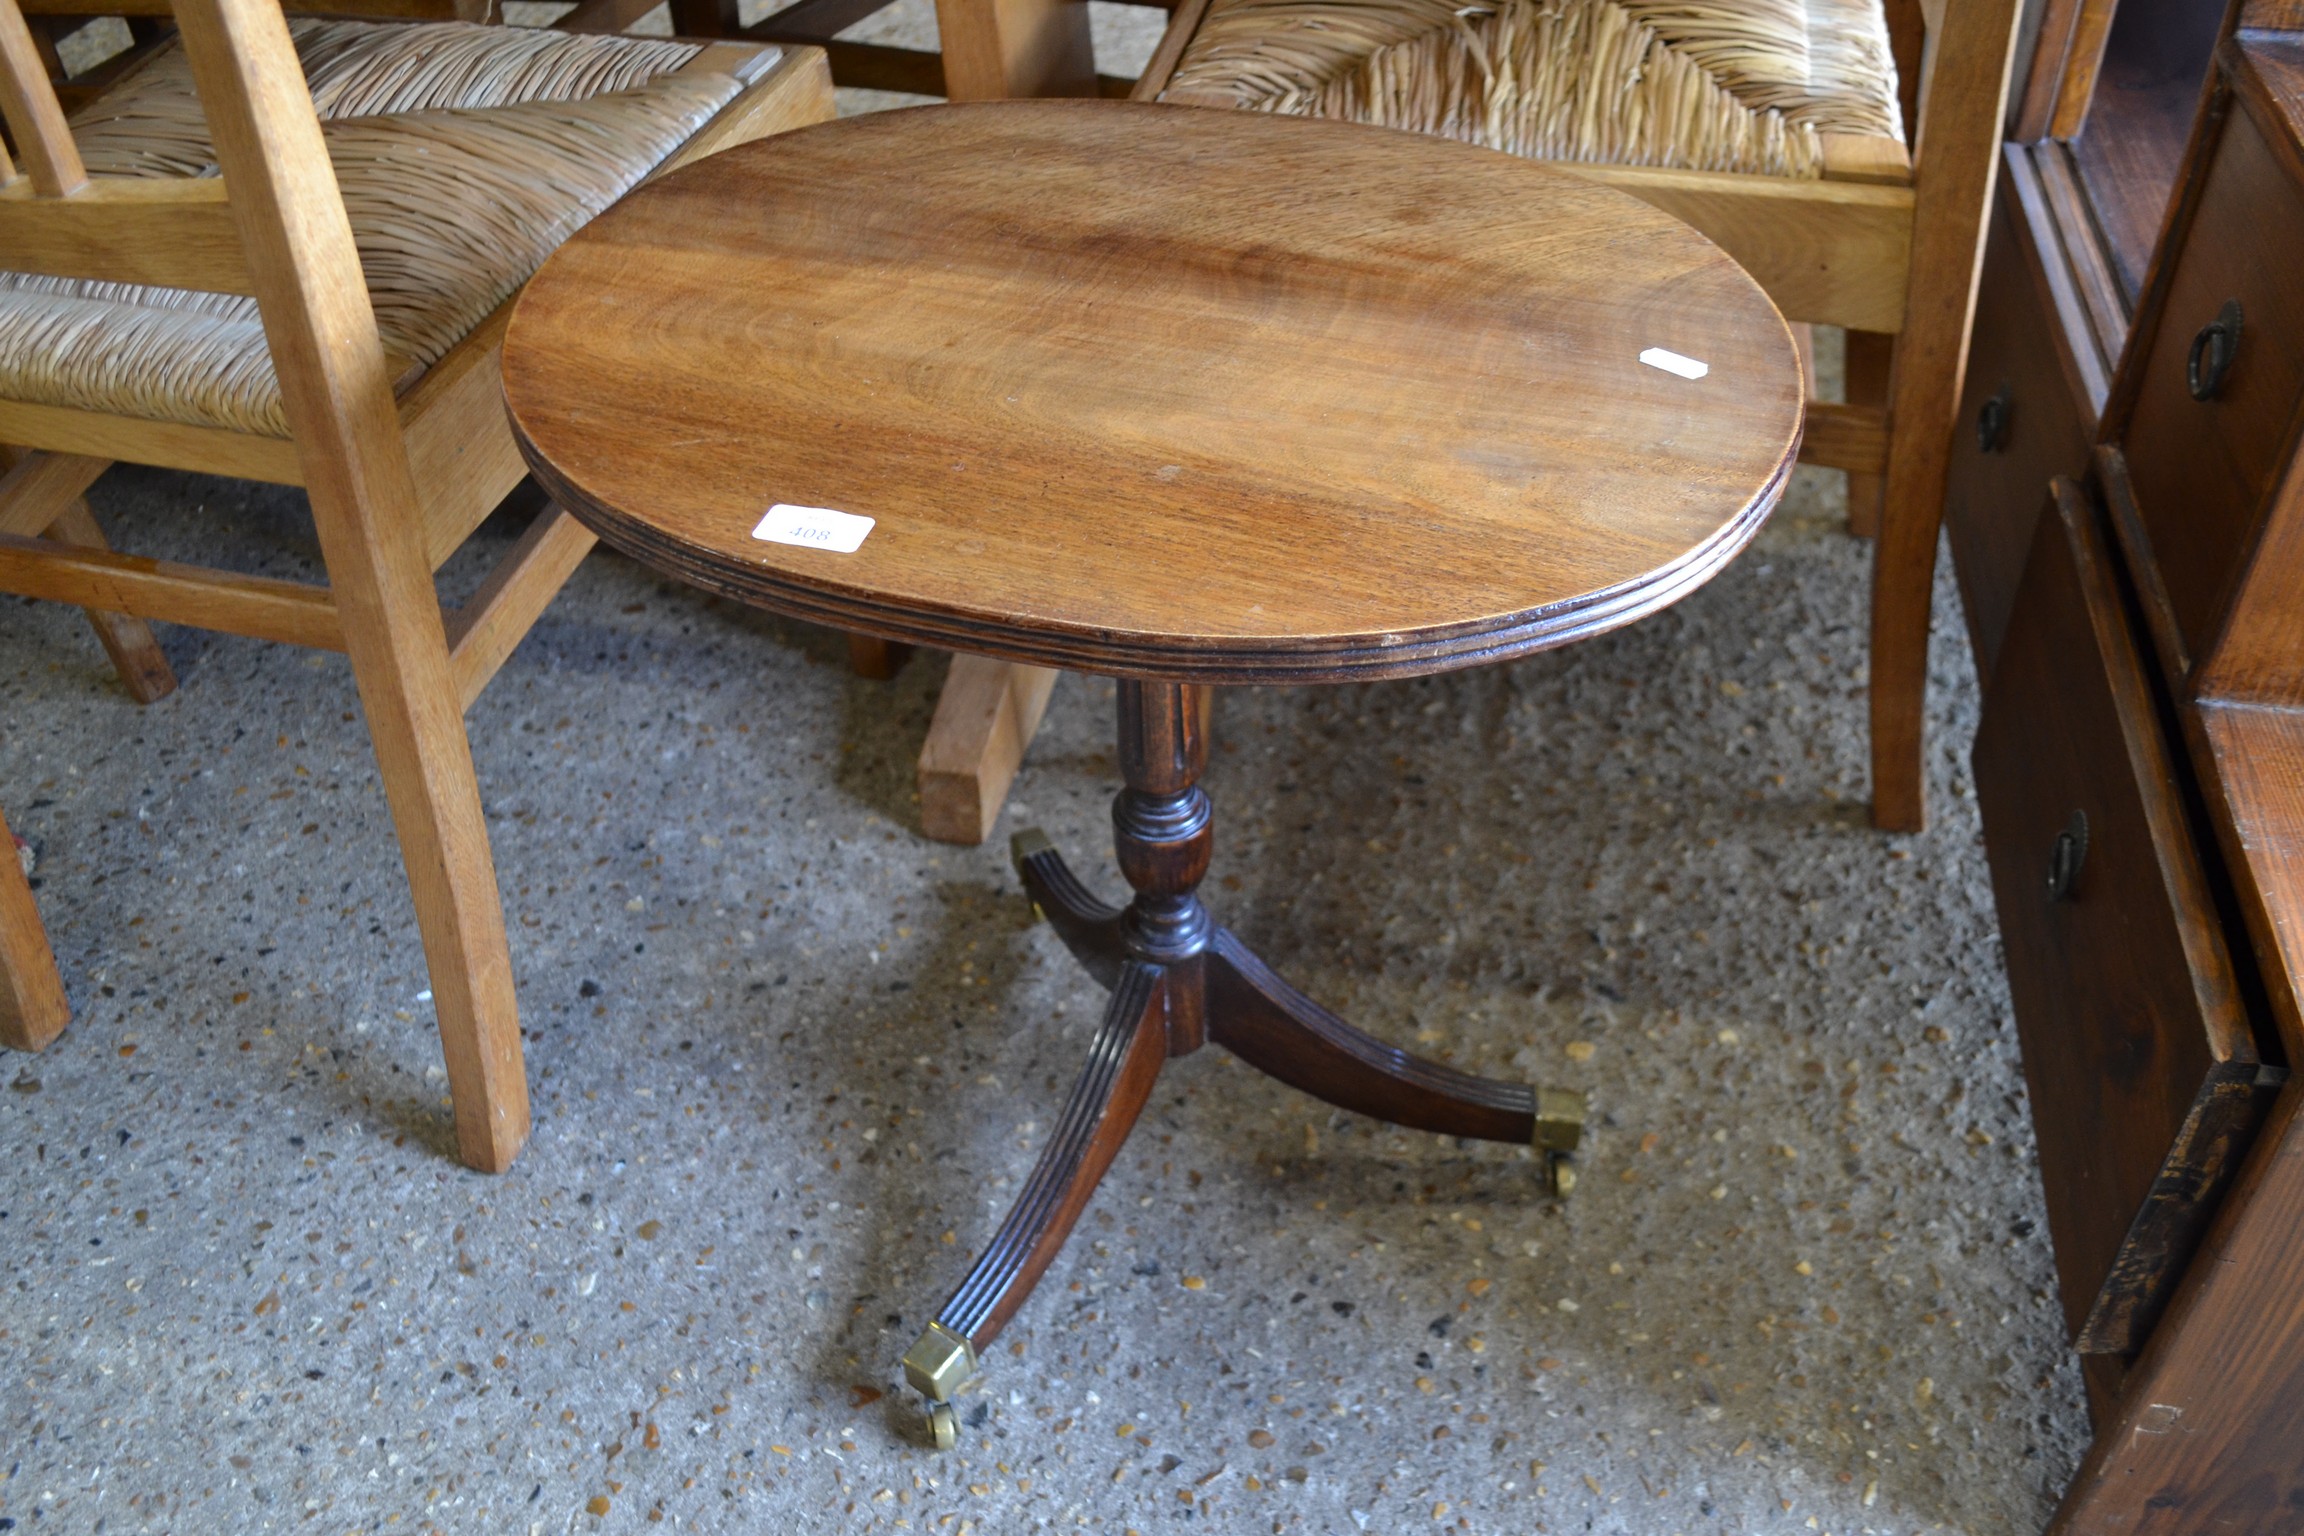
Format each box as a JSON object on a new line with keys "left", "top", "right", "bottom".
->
{"left": 901, "top": 682, "right": 1584, "bottom": 1446}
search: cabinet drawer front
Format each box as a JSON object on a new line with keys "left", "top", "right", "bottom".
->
{"left": 2122, "top": 103, "right": 2304, "bottom": 665}
{"left": 1945, "top": 178, "right": 2096, "bottom": 682}
{"left": 1974, "top": 482, "right": 2263, "bottom": 1355}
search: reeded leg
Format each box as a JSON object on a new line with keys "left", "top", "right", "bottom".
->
{"left": 904, "top": 962, "right": 1170, "bottom": 1443}
{"left": 1011, "top": 828, "right": 1124, "bottom": 987}
{"left": 1207, "top": 928, "right": 1582, "bottom": 1171}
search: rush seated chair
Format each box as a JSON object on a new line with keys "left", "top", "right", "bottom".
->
{"left": 1133, "top": 0, "right": 2027, "bottom": 831}
{"left": 0, "top": 0, "right": 832, "bottom": 1169}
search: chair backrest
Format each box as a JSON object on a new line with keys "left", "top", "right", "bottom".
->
{"left": 0, "top": 0, "right": 432, "bottom": 538}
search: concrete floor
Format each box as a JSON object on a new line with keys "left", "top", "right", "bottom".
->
{"left": 1, "top": 20, "right": 2091, "bottom": 1534}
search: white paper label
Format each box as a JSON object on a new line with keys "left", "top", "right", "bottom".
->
{"left": 752, "top": 503, "right": 874, "bottom": 554}
{"left": 1639, "top": 347, "right": 1710, "bottom": 381}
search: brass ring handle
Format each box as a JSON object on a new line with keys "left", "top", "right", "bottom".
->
{"left": 2188, "top": 299, "right": 2244, "bottom": 401}
{"left": 2046, "top": 809, "right": 2089, "bottom": 902}
{"left": 1976, "top": 387, "right": 2011, "bottom": 453}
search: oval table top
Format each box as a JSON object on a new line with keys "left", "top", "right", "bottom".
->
{"left": 503, "top": 100, "right": 1804, "bottom": 682}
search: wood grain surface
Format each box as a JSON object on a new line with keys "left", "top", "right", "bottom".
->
{"left": 503, "top": 101, "right": 1801, "bottom": 683}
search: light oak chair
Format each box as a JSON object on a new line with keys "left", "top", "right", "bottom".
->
{"left": 0, "top": 0, "right": 832, "bottom": 1169}
{"left": 1131, "top": 0, "right": 2027, "bottom": 831}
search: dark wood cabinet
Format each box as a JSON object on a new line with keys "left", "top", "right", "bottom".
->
{"left": 1956, "top": 8, "right": 2304, "bottom": 1529}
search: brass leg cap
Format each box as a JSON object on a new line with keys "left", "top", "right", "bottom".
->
{"left": 926, "top": 1400, "right": 958, "bottom": 1451}
{"left": 902, "top": 1321, "right": 978, "bottom": 1402}
{"left": 1532, "top": 1085, "right": 1585, "bottom": 1153}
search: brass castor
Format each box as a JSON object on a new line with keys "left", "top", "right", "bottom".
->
{"left": 1532, "top": 1084, "right": 1584, "bottom": 1199}
{"left": 903, "top": 1321, "right": 977, "bottom": 1452}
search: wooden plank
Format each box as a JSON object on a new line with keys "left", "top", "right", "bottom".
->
{"left": 2029, "top": 140, "right": 2129, "bottom": 362}
{"left": 933, "top": 0, "right": 1094, "bottom": 99}
{"left": 0, "top": 447, "right": 107, "bottom": 538}
{"left": 1820, "top": 131, "right": 1912, "bottom": 185}
{"left": 1128, "top": 0, "right": 1208, "bottom": 101}
{"left": 0, "top": 801, "right": 69, "bottom": 1054}
{"left": 20, "top": 0, "right": 482, "bottom": 12}
{"left": 657, "top": 43, "right": 834, "bottom": 173}
{"left": 1866, "top": 0, "right": 2025, "bottom": 831}
{"left": 178, "top": 0, "right": 530, "bottom": 1173}
{"left": 2049, "top": 1080, "right": 2304, "bottom": 1533}
{"left": 847, "top": 633, "right": 912, "bottom": 679}
{"left": 1797, "top": 401, "right": 1888, "bottom": 474}
{"left": 444, "top": 504, "right": 596, "bottom": 710}
{"left": 1840, "top": 332, "right": 1892, "bottom": 536}
{"left": 0, "top": 529, "right": 345, "bottom": 647}
{"left": 744, "top": 0, "right": 898, "bottom": 39}
{"left": 2199, "top": 704, "right": 2304, "bottom": 1059}
{"left": 2047, "top": 0, "right": 2117, "bottom": 140}
{"left": 0, "top": 0, "right": 86, "bottom": 194}
{"left": 2012, "top": 0, "right": 2089, "bottom": 139}
{"left": 920, "top": 654, "right": 1059, "bottom": 845}
{"left": 1551, "top": 161, "right": 1915, "bottom": 334}
{"left": 398, "top": 300, "right": 529, "bottom": 569}
{"left": 2197, "top": 417, "right": 2304, "bottom": 708}
{"left": 0, "top": 398, "right": 304, "bottom": 483}
{"left": 47, "top": 499, "right": 179, "bottom": 704}
{"left": 2004, "top": 143, "right": 2111, "bottom": 418}
{"left": 0, "top": 174, "right": 255, "bottom": 294}
{"left": 741, "top": 34, "right": 939, "bottom": 95}
{"left": 554, "top": 0, "right": 669, "bottom": 32}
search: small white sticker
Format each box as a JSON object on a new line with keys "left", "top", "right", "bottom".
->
{"left": 752, "top": 502, "right": 874, "bottom": 553}
{"left": 1639, "top": 347, "right": 1710, "bottom": 380}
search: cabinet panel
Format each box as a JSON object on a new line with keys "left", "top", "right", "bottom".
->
{"left": 1944, "top": 174, "right": 2095, "bottom": 682}
{"left": 1974, "top": 481, "right": 2267, "bottom": 1354}
{"left": 2121, "top": 102, "right": 2304, "bottom": 666}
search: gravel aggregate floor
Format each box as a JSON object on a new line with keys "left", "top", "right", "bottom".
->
{"left": 0, "top": 30, "right": 2090, "bottom": 1531}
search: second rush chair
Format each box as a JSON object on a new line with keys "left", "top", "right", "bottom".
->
{"left": 1132, "top": 0, "right": 2028, "bottom": 831}
{"left": 0, "top": 0, "right": 833, "bottom": 1169}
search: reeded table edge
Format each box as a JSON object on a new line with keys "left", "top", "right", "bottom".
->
{"left": 517, "top": 431, "right": 1798, "bottom": 684}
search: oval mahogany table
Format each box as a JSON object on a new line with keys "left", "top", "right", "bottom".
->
{"left": 503, "top": 98, "right": 1803, "bottom": 1446}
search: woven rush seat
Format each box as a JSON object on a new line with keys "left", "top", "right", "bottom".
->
{"left": 1160, "top": 0, "right": 1903, "bottom": 179}
{"left": 0, "top": 21, "right": 761, "bottom": 437}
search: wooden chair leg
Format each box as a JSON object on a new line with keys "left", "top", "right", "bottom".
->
{"left": 932, "top": 0, "right": 1096, "bottom": 99}
{"left": 0, "top": 805, "right": 69, "bottom": 1053}
{"left": 0, "top": 452, "right": 172, "bottom": 702}
{"left": 1867, "top": 0, "right": 2024, "bottom": 833}
{"left": 918, "top": 654, "right": 1059, "bottom": 844}
{"left": 177, "top": 0, "right": 531, "bottom": 1171}
{"left": 47, "top": 500, "right": 178, "bottom": 704}
{"left": 847, "top": 633, "right": 913, "bottom": 680}
{"left": 1844, "top": 331, "right": 1893, "bottom": 538}
{"left": 337, "top": 577, "right": 530, "bottom": 1170}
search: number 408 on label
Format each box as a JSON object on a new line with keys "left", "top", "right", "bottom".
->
{"left": 752, "top": 503, "right": 875, "bottom": 553}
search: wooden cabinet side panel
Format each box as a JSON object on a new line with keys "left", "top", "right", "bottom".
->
{"left": 1973, "top": 483, "right": 2257, "bottom": 1345}
{"left": 1944, "top": 172, "right": 2095, "bottom": 681}
{"left": 2120, "top": 103, "right": 2304, "bottom": 664}
{"left": 2050, "top": 1081, "right": 2304, "bottom": 1534}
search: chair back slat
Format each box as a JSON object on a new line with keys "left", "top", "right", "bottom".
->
{"left": 0, "top": 0, "right": 87, "bottom": 193}
{"left": 0, "top": 173, "right": 257, "bottom": 291}
{"left": 1, "top": 0, "right": 263, "bottom": 292}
